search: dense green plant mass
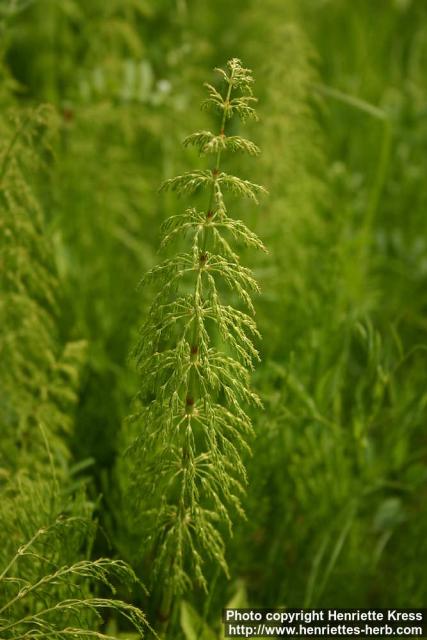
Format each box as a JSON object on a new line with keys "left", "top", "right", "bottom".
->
{"left": 0, "top": 477, "right": 148, "bottom": 639}
{"left": 1, "top": 1, "right": 427, "bottom": 638}
{"left": 127, "top": 59, "right": 266, "bottom": 602}
{"left": 0, "top": 90, "right": 84, "bottom": 473}
{"left": 0, "top": 48, "right": 148, "bottom": 640}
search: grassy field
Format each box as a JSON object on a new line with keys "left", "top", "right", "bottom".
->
{"left": 1, "top": 1, "right": 426, "bottom": 638}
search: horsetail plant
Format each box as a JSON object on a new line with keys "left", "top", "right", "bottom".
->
{"left": 130, "top": 58, "right": 266, "bottom": 624}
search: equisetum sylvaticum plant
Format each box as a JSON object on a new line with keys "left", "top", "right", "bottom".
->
{"left": 130, "top": 58, "right": 267, "bottom": 627}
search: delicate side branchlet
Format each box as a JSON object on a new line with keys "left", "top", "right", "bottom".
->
{"left": 129, "top": 58, "right": 267, "bottom": 601}
{"left": 0, "top": 484, "right": 149, "bottom": 639}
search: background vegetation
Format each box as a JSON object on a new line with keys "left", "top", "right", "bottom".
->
{"left": 1, "top": 0, "right": 426, "bottom": 637}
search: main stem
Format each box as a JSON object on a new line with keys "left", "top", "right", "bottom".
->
{"left": 157, "top": 70, "right": 235, "bottom": 639}
{"left": 187, "top": 70, "right": 233, "bottom": 400}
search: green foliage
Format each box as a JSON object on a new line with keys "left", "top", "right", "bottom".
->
{"left": 125, "top": 59, "right": 266, "bottom": 601}
{"left": 2, "top": 1, "right": 427, "bottom": 637}
{"left": 0, "top": 19, "right": 149, "bottom": 637}
{"left": 0, "top": 476, "right": 148, "bottom": 639}
{"left": 226, "top": 0, "right": 427, "bottom": 612}
{"left": 0, "top": 90, "right": 86, "bottom": 472}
